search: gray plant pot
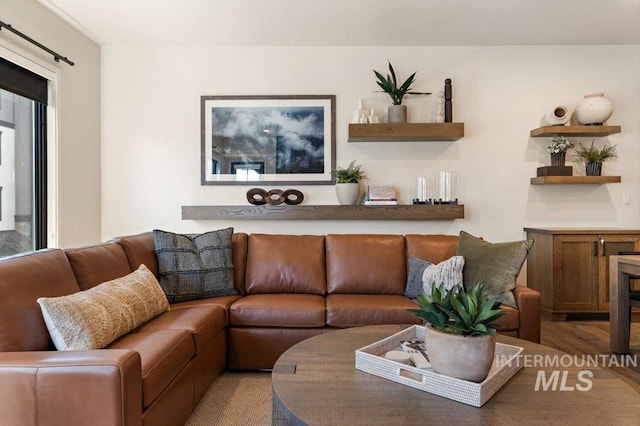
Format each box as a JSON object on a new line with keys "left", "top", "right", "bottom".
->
{"left": 388, "top": 105, "right": 407, "bottom": 123}
{"left": 424, "top": 324, "right": 496, "bottom": 383}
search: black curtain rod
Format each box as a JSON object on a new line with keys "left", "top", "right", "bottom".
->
{"left": 0, "top": 20, "right": 74, "bottom": 66}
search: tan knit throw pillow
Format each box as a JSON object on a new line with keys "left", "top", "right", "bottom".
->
{"left": 37, "top": 264, "right": 169, "bottom": 351}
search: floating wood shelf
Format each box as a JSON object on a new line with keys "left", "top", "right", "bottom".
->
{"left": 348, "top": 123, "right": 464, "bottom": 142}
{"left": 530, "top": 125, "right": 621, "bottom": 137}
{"left": 182, "top": 204, "right": 465, "bottom": 221}
{"left": 530, "top": 176, "right": 621, "bottom": 185}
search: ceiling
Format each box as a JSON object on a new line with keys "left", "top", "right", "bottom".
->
{"left": 39, "top": 0, "right": 640, "bottom": 47}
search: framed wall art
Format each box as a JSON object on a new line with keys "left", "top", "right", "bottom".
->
{"left": 201, "top": 95, "right": 336, "bottom": 185}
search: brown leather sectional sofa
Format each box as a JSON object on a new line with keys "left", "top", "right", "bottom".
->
{"left": 0, "top": 231, "right": 541, "bottom": 426}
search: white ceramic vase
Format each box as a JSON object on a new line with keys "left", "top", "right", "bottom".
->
{"left": 335, "top": 183, "right": 361, "bottom": 205}
{"left": 544, "top": 105, "right": 570, "bottom": 126}
{"left": 424, "top": 324, "right": 496, "bottom": 383}
{"left": 574, "top": 93, "right": 613, "bottom": 125}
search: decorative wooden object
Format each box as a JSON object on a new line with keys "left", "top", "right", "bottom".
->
{"left": 246, "top": 188, "right": 304, "bottom": 205}
{"left": 444, "top": 78, "right": 452, "bottom": 123}
{"left": 536, "top": 166, "right": 572, "bottom": 177}
{"left": 182, "top": 204, "right": 464, "bottom": 221}
{"left": 530, "top": 176, "right": 621, "bottom": 185}
{"left": 348, "top": 123, "right": 464, "bottom": 142}
{"left": 530, "top": 125, "right": 621, "bottom": 137}
{"left": 524, "top": 228, "right": 640, "bottom": 321}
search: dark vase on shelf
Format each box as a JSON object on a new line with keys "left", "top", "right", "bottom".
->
{"left": 585, "top": 162, "right": 603, "bottom": 176}
{"left": 550, "top": 152, "right": 566, "bottom": 166}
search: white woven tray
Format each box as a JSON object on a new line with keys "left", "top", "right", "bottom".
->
{"left": 355, "top": 325, "right": 523, "bottom": 407}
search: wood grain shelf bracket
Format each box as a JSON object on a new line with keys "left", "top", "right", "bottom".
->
{"left": 348, "top": 123, "right": 464, "bottom": 142}
{"left": 530, "top": 176, "right": 622, "bottom": 185}
{"left": 530, "top": 125, "right": 621, "bottom": 138}
{"left": 182, "top": 204, "right": 465, "bottom": 221}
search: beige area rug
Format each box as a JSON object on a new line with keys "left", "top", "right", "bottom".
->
{"left": 186, "top": 371, "right": 272, "bottom": 425}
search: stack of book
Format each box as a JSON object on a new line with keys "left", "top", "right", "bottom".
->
{"left": 363, "top": 185, "right": 398, "bottom": 205}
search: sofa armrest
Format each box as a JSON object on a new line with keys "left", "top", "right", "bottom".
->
{"left": 514, "top": 285, "right": 541, "bottom": 343}
{"left": 0, "top": 349, "right": 142, "bottom": 426}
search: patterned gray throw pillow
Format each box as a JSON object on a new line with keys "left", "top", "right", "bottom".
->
{"left": 153, "top": 228, "right": 237, "bottom": 303}
{"left": 405, "top": 256, "right": 465, "bottom": 299}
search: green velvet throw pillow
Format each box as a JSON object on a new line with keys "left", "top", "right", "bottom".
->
{"left": 455, "top": 231, "right": 533, "bottom": 308}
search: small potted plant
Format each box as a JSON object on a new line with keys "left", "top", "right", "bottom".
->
{"left": 547, "top": 136, "right": 574, "bottom": 166}
{"left": 373, "top": 61, "right": 430, "bottom": 123}
{"left": 573, "top": 140, "right": 617, "bottom": 176}
{"left": 407, "top": 283, "right": 505, "bottom": 382}
{"left": 332, "top": 160, "right": 366, "bottom": 205}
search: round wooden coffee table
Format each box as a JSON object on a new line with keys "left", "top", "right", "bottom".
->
{"left": 271, "top": 325, "right": 640, "bottom": 425}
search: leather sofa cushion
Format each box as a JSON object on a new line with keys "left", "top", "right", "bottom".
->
{"left": 405, "top": 234, "right": 459, "bottom": 264}
{"left": 0, "top": 249, "right": 80, "bottom": 352}
{"left": 65, "top": 242, "right": 132, "bottom": 290}
{"left": 114, "top": 232, "right": 160, "bottom": 276}
{"left": 171, "top": 295, "right": 242, "bottom": 324}
{"left": 326, "top": 234, "right": 406, "bottom": 294}
{"left": 109, "top": 329, "right": 194, "bottom": 408}
{"left": 326, "top": 294, "right": 422, "bottom": 327}
{"left": 245, "top": 234, "right": 325, "bottom": 295}
{"left": 136, "top": 305, "right": 226, "bottom": 353}
{"left": 230, "top": 294, "right": 326, "bottom": 327}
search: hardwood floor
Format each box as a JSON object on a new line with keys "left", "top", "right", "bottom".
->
{"left": 540, "top": 317, "right": 640, "bottom": 393}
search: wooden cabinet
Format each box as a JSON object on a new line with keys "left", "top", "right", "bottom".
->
{"left": 524, "top": 228, "right": 640, "bottom": 321}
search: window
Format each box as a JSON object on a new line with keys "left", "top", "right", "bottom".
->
{"left": 0, "top": 57, "right": 48, "bottom": 257}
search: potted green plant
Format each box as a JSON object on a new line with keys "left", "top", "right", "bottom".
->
{"left": 373, "top": 61, "right": 430, "bottom": 123}
{"left": 547, "top": 136, "right": 574, "bottom": 166}
{"left": 332, "top": 161, "right": 366, "bottom": 205}
{"left": 407, "top": 283, "right": 505, "bottom": 382}
{"left": 573, "top": 140, "right": 617, "bottom": 176}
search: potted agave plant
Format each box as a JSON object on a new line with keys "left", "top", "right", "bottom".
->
{"left": 373, "top": 61, "right": 430, "bottom": 123}
{"left": 407, "top": 283, "right": 505, "bottom": 382}
{"left": 332, "top": 160, "right": 366, "bottom": 205}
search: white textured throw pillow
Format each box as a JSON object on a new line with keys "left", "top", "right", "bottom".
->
{"left": 422, "top": 255, "right": 465, "bottom": 295}
{"left": 37, "top": 264, "right": 169, "bottom": 351}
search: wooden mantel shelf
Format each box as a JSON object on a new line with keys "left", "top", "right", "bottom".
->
{"left": 530, "top": 125, "right": 621, "bottom": 137}
{"left": 530, "top": 176, "right": 621, "bottom": 185}
{"left": 348, "top": 123, "right": 464, "bottom": 141}
{"left": 182, "top": 204, "right": 465, "bottom": 221}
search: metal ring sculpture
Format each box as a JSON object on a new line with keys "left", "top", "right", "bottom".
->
{"left": 246, "top": 188, "right": 303, "bottom": 206}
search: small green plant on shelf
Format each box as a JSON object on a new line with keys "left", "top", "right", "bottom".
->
{"left": 574, "top": 140, "right": 617, "bottom": 163}
{"left": 407, "top": 283, "right": 505, "bottom": 336}
{"left": 547, "top": 136, "right": 574, "bottom": 153}
{"left": 332, "top": 160, "right": 366, "bottom": 184}
{"left": 373, "top": 61, "right": 430, "bottom": 105}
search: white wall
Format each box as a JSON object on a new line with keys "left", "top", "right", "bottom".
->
{"left": 2, "top": 0, "right": 101, "bottom": 248}
{"left": 100, "top": 45, "right": 640, "bottom": 242}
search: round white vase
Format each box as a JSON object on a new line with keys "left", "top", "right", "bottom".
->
{"left": 424, "top": 324, "right": 495, "bottom": 383}
{"left": 574, "top": 93, "right": 613, "bottom": 125}
{"left": 335, "top": 183, "right": 361, "bottom": 205}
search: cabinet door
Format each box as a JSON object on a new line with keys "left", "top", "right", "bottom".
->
{"left": 553, "top": 235, "right": 599, "bottom": 312}
{"left": 597, "top": 234, "right": 640, "bottom": 310}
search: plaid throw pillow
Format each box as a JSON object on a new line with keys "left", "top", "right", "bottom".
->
{"left": 153, "top": 228, "right": 237, "bottom": 303}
